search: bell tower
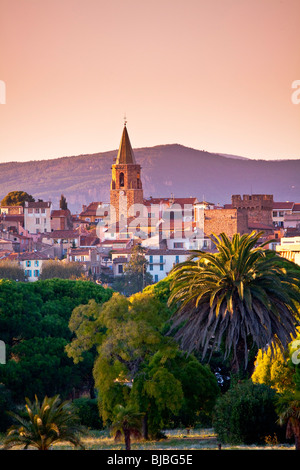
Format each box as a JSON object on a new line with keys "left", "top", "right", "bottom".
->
{"left": 110, "top": 122, "right": 144, "bottom": 226}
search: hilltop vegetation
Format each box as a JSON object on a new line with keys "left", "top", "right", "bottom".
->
{"left": 0, "top": 144, "right": 299, "bottom": 212}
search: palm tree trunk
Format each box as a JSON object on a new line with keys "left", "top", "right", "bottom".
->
{"left": 231, "top": 338, "right": 245, "bottom": 375}
{"left": 124, "top": 429, "right": 131, "bottom": 451}
{"left": 142, "top": 413, "right": 149, "bottom": 440}
{"left": 292, "top": 420, "right": 300, "bottom": 450}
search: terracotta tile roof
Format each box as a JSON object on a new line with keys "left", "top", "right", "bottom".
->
{"left": 247, "top": 223, "right": 274, "bottom": 230}
{"left": 293, "top": 203, "right": 300, "bottom": 212}
{"left": 48, "top": 230, "right": 79, "bottom": 239}
{"left": 25, "top": 201, "right": 52, "bottom": 209}
{"left": 51, "top": 209, "right": 71, "bottom": 218}
{"left": 0, "top": 214, "right": 24, "bottom": 221}
{"left": 18, "top": 251, "right": 53, "bottom": 261}
{"left": 273, "top": 202, "right": 294, "bottom": 210}
{"left": 80, "top": 202, "right": 104, "bottom": 217}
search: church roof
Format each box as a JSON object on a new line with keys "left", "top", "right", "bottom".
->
{"left": 115, "top": 124, "right": 136, "bottom": 165}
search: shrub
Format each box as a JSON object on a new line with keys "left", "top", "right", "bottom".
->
{"left": 212, "top": 380, "right": 285, "bottom": 445}
{"left": 72, "top": 397, "right": 103, "bottom": 429}
{"left": 0, "top": 384, "right": 16, "bottom": 432}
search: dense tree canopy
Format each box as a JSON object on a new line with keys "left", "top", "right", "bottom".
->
{"left": 39, "top": 260, "right": 84, "bottom": 280}
{"left": 1, "top": 190, "right": 35, "bottom": 207}
{"left": 66, "top": 291, "right": 219, "bottom": 437}
{"left": 0, "top": 278, "right": 113, "bottom": 402}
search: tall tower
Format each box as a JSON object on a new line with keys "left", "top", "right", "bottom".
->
{"left": 110, "top": 122, "right": 144, "bottom": 227}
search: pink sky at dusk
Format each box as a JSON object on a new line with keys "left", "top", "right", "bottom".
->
{"left": 0, "top": 0, "right": 299, "bottom": 163}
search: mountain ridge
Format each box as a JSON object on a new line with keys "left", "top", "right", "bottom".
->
{"left": 0, "top": 144, "right": 299, "bottom": 213}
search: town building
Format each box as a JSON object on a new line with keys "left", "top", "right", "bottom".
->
{"left": 24, "top": 201, "right": 52, "bottom": 234}
{"left": 276, "top": 236, "right": 300, "bottom": 266}
{"left": 18, "top": 252, "right": 53, "bottom": 281}
{"left": 50, "top": 209, "right": 73, "bottom": 231}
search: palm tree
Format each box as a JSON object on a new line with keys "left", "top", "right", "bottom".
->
{"left": 276, "top": 391, "right": 300, "bottom": 450}
{"left": 4, "top": 395, "right": 86, "bottom": 450}
{"left": 111, "top": 404, "right": 144, "bottom": 450}
{"left": 168, "top": 231, "right": 300, "bottom": 374}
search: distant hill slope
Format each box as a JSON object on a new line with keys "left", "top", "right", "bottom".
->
{"left": 0, "top": 144, "right": 299, "bottom": 213}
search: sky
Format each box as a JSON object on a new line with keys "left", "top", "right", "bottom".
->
{"left": 0, "top": 0, "right": 300, "bottom": 163}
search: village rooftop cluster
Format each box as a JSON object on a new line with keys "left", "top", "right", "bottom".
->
{"left": 1, "top": 123, "right": 300, "bottom": 283}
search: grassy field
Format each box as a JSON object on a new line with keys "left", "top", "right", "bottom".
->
{"left": 0, "top": 428, "right": 295, "bottom": 450}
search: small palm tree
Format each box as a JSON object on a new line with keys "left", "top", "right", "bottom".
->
{"left": 276, "top": 391, "right": 300, "bottom": 450}
{"left": 4, "top": 395, "right": 86, "bottom": 450}
{"left": 111, "top": 404, "right": 144, "bottom": 450}
{"left": 168, "top": 231, "right": 300, "bottom": 373}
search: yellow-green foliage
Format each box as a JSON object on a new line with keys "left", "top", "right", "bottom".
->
{"left": 252, "top": 345, "right": 295, "bottom": 394}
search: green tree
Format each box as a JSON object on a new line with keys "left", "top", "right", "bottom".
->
{"left": 111, "top": 404, "right": 144, "bottom": 450}
{"left": 59, "top": 194, "right": 68, "bottom": 210}
{"left": 276, "top": 390, "right": 300, "bottom": 450}
{"left": 168, "top": 231, "right": 300, "bottom": 375}
{"left": 67, "top": 291, "right": 219, "bottom": 438}
{"left": 112, "top": 245, "right": 153, "bottom": 296}
{"left": 213, "top": 380, "right": 285, "bottom": 445}
{"left": 0, "top": 279, "right": 113, "bottom": 402}
{"left": 1, "top": 190, "right": 35, "bottom": 207}
{"left": 0, "top": 260, "right": 26, "bottom": 281}
{"left": 4, "top": 395, "right": 86, "bottom": 450}
{"left": 39, "top": 260, "right": 84, "bottom": 280}
{"left": 252, "top": 344, "right": 296, "bottom": 394}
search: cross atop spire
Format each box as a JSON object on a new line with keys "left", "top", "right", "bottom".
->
{"left": 115, "top": 122, "right": 136, "bottom": 165}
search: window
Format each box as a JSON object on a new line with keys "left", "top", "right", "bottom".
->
{"left": 28, "top": 208, "right": 33, "bottom": 214}
{"left": 159, "top": 256, "right": 164, "bottom": 271}
{"left": 149, "top": 264, "right": 153, "bottom": 271}
{"left": 175, "top": 255, "right": 179, "bottom": 264}
{"left": 41, "top": 208, "right": 45, "bottom": 213}
{"left": 119, "top": 172, "right": 124, "bottom": 187}
{"left": 174, "top": 242, "right": 183, "bottom": 248}
{"left": 154, "top": 275, "right": 158, "bottom": 283}
{"left": 35, "top": 208, "right": 39, "bottom": 214}
{"left": 118, "top": 264, "right": 123, "bottom": 274}
{"left": 34, "top": 270, "right": 39, "bottom": 277}
{"left": 26, "top": 260, "right": 31, "bottom": 267}
{"left": 34, "top": 260, "right": 39, "bottom": 267}
{"left": 273, "top": 211, "right": 277, "bottom": 217}
{"left": 279, "top": 211, "right": 284, "bottom": 217}
{"left": 149, "top": 255, "right": 153, "bottom": 263}
{"left": 35, "top": 218, "right": 40, "bottom": 224}
{"left": 26, "top": 270, "right": 32, "bottom": 277}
